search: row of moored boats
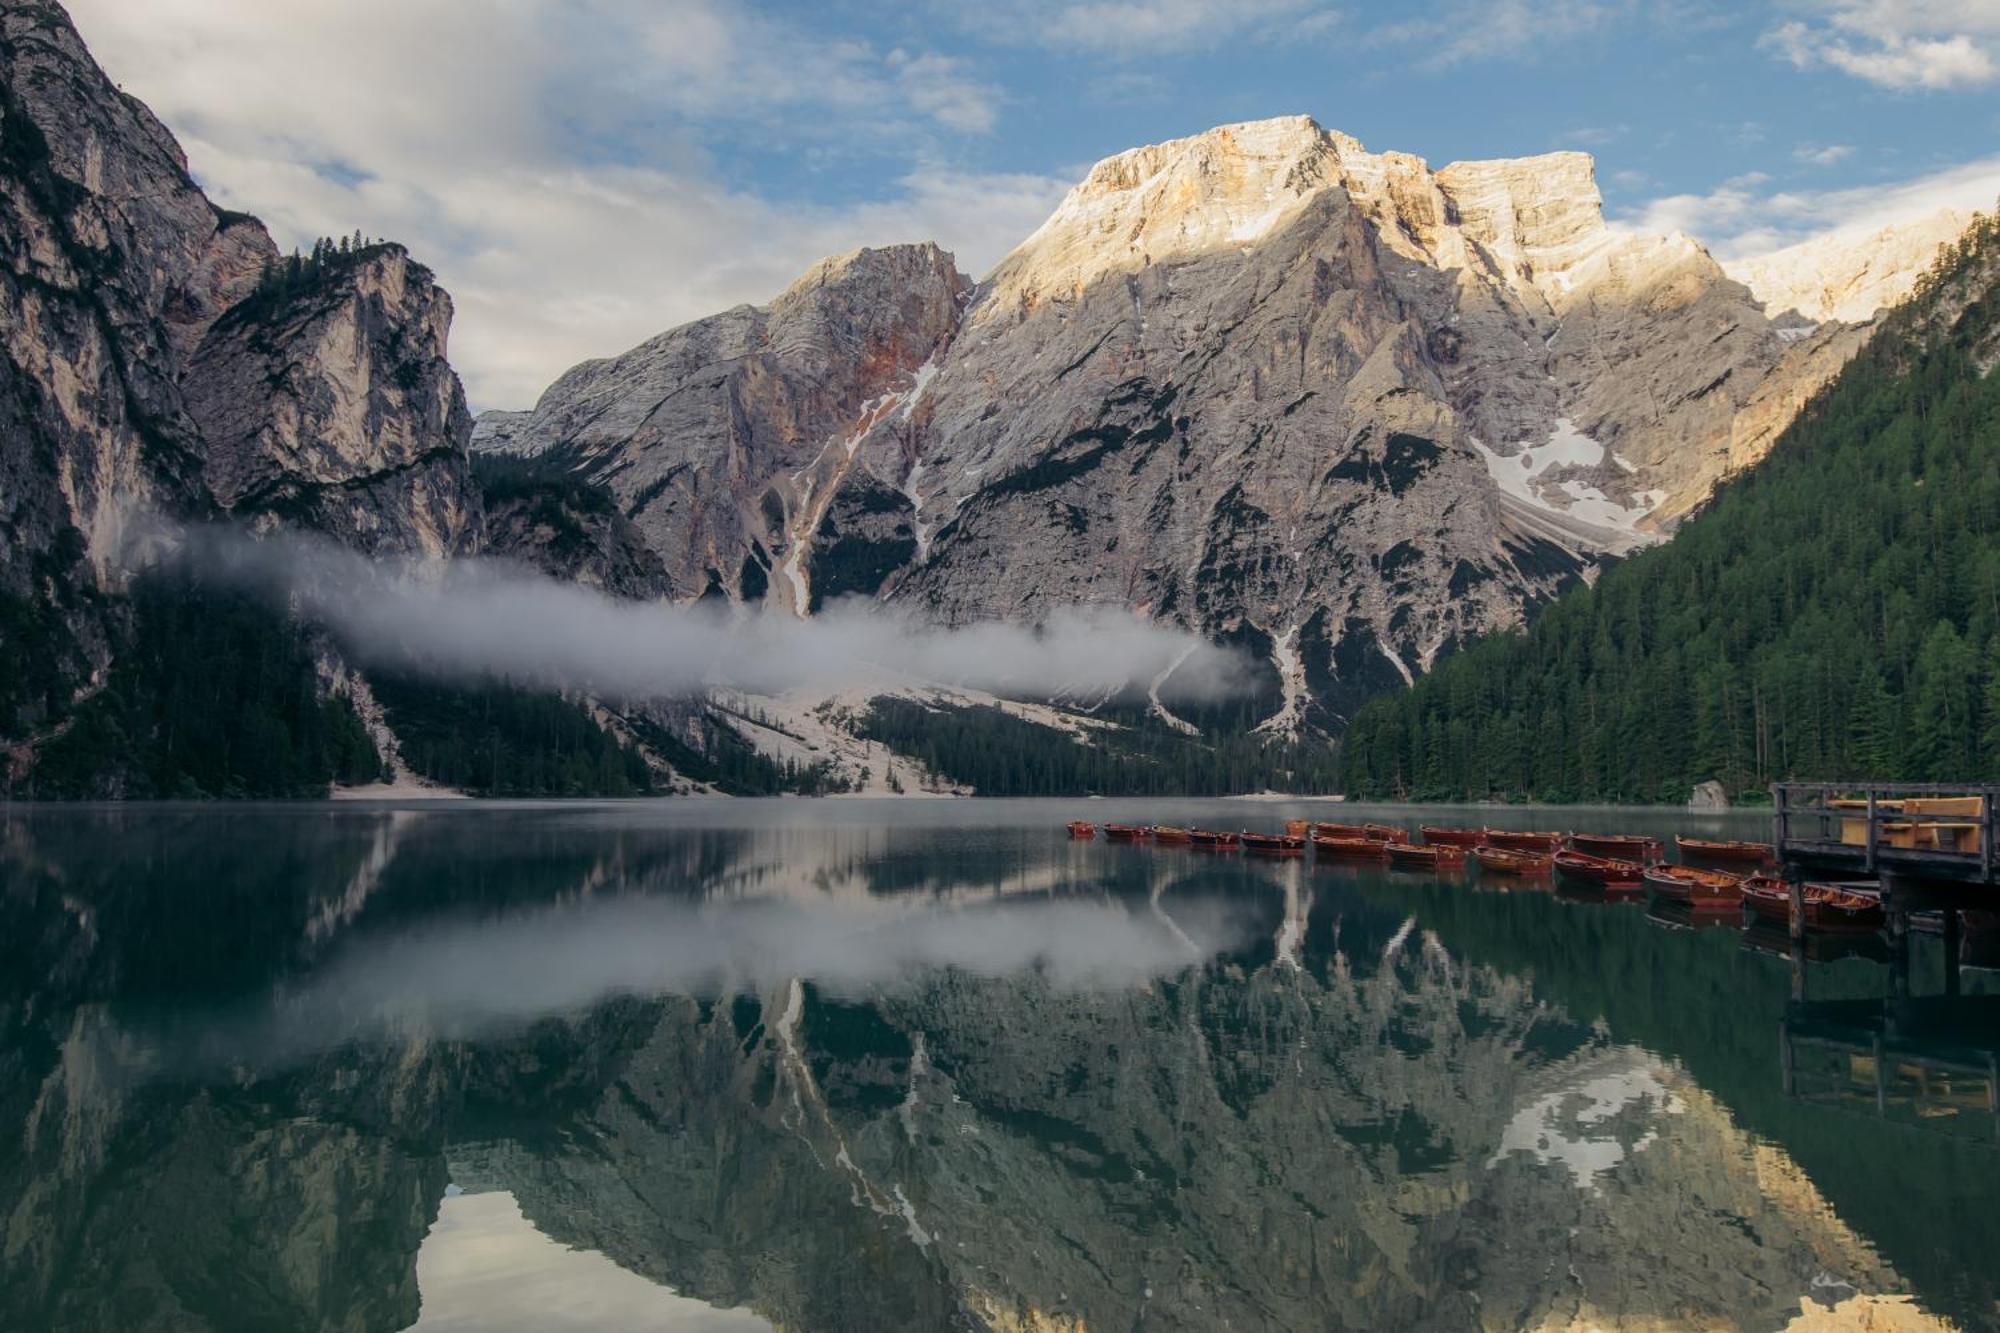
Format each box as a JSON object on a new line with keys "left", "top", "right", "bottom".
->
{"left": 1067, "top": 820, "right": 1886, "bottom": 931}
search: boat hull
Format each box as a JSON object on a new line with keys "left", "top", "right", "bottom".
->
{"left": 1571, "top": 833, "right": 1664, "bottom": 862}
{"left": 1554, "top": 850, "right": 1645, "bottom": 888}
{"left": 1675, "top": 836, "right": 1774, "bottom": 865}
{"left": 1487, "top": 829, "right": 1564, "bottom": 852}
{"left": 1643, "top": 865, "right": 1744, "bottom": 908}
{"left": 1314, "top": 836, "right": 1387, "bottom": 860}
{"left": 1473, "top": 847, "right": 1552, "bottom": 876}
{"left": 1386, "top": 844, "right": 1466, "bottom": 871}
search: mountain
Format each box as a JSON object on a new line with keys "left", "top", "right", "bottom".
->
{"left": 1, "top": 0, "right": 1980, "bottom": 798}
{"left": 0, "top": 3, "right": 481, "bottom": 795}
{"left": 1726, "top": 208, "right": 1978, "bottom": 325}
{"left": 1340, "top": 212, "right": 2000, "bottom": 802}
{"left": 478, "top": 116, "right": 1942, "bottom": 732}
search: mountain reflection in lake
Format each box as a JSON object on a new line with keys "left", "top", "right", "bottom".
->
{"left": 2, "top": 801, "right": 1995, "bottom": 1332}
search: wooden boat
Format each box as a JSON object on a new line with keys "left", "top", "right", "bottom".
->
{"left": 1642, "top": 863, "right": 1745, "bottom": 908}
{"left": 1313, "top": 834, "right": 1388, "bottom": 860}
{"left": 1473, "top": 846, "right": 1552, "bottom": 876}
{"left": 1742, "top": 876, "right": 1886, "bottom": 931}
{"left": 1364, "top": 823, "right": 1414, "bottom": 844}
{"left": 1284, "top": 819, "right": 1311, "bottom": 839}
{"left": 1420, "top": 825, "right": 1486, "bottom": 847}
{"left": 1674, "top": 835, "right": 1774, "bottom": 866}
{"left": 1066, "top": 820, "right": 1096, "bottom": 839}
{"left": 1743, "top": 875, "right": 1793, "bottom": 925}
{"left": 1102, "top": 824, "right": 1150, "bottom": 842}
{"left": 1188, "top": 828, "right": 1240, "bottom": 849}
{"left": 1241, "top": 831, "right": 1306, "bottom": 854}
{"left": 1385, "top": 842, "right": 1467, "bottom": 871}
{"left": 1570, "top": 832, "right": 1665, "bottom": 863}
{"left": 1485, "top": 828, "right": 1565, "bottom": 853}
{"left": 1553, "top": 849, "right": 1646, "bottom": 888}
{"left": 1150, "top": 825, "right": 1192, "bottom": 845}
{"left": 1805, "top": 885, "right": 1885, "bottom": 931}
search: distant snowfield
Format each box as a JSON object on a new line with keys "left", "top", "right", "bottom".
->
{"left": 1475, "top": 419, "right": 1666, "bottom": 554}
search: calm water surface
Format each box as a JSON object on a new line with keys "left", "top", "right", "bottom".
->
{"left": 2, "top": 799, "right": 1996, "bottom": 1332}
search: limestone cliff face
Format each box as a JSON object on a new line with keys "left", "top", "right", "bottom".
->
{"left": 482, "top": 117, "right": 1962, "bottom": 728}
{"left": 0, "top": 3, "right": 249, "bottom": 710}
{"left": 470, "top": 243, "right": 967, "bottom": 606}
{"left": 1726, "top": 209, "right": 1979, "bottom": 325}
{"left": 0, "top": 2, "right": 481, "bottom": 742}
{"left": 184, "top": 247, "right": 479, "bottom": 557}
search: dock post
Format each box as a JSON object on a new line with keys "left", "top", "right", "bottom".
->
{"left": 1944, "top": 907, "right": 1962, "bottom": 999}
{"left": 1780, "top": 1020, "right": 1795, "bottom": 1097}
{"left": 1786, "top": 866, "right": 1805, "bottom": 944}
{"left": 1888, "top": 901, "right": 1911, "bottom": 1006}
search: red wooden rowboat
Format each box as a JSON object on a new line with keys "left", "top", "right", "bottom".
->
{"left": 1553, "top": 849, "right": 1646, "bottom": 888}
{"left": 1570, "top": 832, "right": 1665, "bottom": 863}
{"left": 1067, "top": 821, "right": 1096, "bottom": 839}
{"left": 1806, "top": 886, "right": 1885, "bottom": 931}
{"left": 1486, "top": 828, "right": 1565, "bottom": 853}
{"left": 1642, "top": 863, "right": 1745, "bottom": 908}
{"left": 1241, "top": 831, "right": 1306, "bottom": 854}
{"left": 1743, "top": 875, "right": 1793, "bottom": 925}
{"left": 1314, "top": 834, "right": 1388, "bottom": 860}
{"left": 1675, "top": 836, "right": 1774, "bottom": 866}
{"left": 1188, "top": 829, "right": 1240, "bottom": 849}
{"left": 1386, "top": 842, "right": 1467, "bottom": 871}
{"left": 1473, "top": 846, "right": 1552, "bottom": 876}
{"left": 1313, "top": 822, "right": 1406, "bottom": 842}
{"left": 1421, "top": 825, "right": 1486, "bottom": 847}
{"left": 1103, "top": 824, "right": 1150, "bottom": 842}
{"left": 1150, "top": 825, "right": 1192, "bottom": 845}
{"left": 1742, "top": 876, "right": 1886, "bottom": 931}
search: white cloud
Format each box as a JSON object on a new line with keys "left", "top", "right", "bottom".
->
{"left": 65, "top": 0, "right": 1061, "bottom": 411}
{"left": 1559, "top": 124, "right": 1630, "bottom": 146}
{"left": 1622, "top": 154, "right": 2000, "bottom": 258}
{"left": 1373, "top": 0, "right": 1634, "bottom": 68}
{"left": 1793, "top": 142, "right": 1855, "bottom": 165}
{"left": 954, "top": 0, "right": 1342, "bottom": 54}
{"left": 889, "top": 50, "right": 1003, "bottom": 134}
{"left": 1763, "top": 2, "right": 2000, "bottom": 89}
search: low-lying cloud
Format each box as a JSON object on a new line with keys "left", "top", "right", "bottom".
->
{"left": 168, "top": 526, "right": 1250, "bottom": 703}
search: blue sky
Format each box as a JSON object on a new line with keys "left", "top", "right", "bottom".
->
{"left": 68, "top": 0, "right": 2000, "bottom": 409}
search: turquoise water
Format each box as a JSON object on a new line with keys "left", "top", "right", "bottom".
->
{"left": 2, "top": 800, "right": 1994, "bottom": 1331}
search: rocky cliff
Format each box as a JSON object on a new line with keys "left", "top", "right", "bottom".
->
{"left": 470, "top": 243, "right": 967, "bottom": 607}
{"left": 1726, "top": 208, "right": 1977, "bottom": 325}
{"left": 0, "top": 2, "right": 481, "bottom": 767}
{"left": 184, "top": 245, "right": 479, "bottom": 558}
{"left": 482, "top": 117, "right": 1953, "bottom": 730}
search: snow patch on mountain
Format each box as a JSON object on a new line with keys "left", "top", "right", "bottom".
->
{"left": 1476, "top": 421, "right": 1665, "bottom": 553}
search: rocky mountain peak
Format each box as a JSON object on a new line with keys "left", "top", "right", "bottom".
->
{"left": 1433, "top": 150, "right": 1612, "bottom": 299}
{"left": 1725, "top": 207, "right": 1981, "bottom": 324}
{"left": 984, "top": 115, "right": 1346, "bottom": 314}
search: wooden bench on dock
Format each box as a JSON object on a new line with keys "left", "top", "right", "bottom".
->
{"left": 1776, "top": 783, "right": 2000, "bottom": 897}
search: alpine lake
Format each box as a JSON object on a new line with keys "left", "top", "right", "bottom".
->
{"left": 2, "top": 799, "right": 1995, "bottom": 1333}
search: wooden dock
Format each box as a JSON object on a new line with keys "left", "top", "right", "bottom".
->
{"left": 1774, "top": 781, "right": 1999, "bottom": 900}
{"left": 1773, "top": 782, "right": 1999, "bottom": 1002}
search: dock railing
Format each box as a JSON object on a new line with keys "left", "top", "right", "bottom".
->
{"left": 1773, "top": 782, "right": 2000, "bottom": 885}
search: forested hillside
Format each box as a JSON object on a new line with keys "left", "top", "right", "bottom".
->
{"left": 1341, "top": 212, "right": 2000, "bottom": 803}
